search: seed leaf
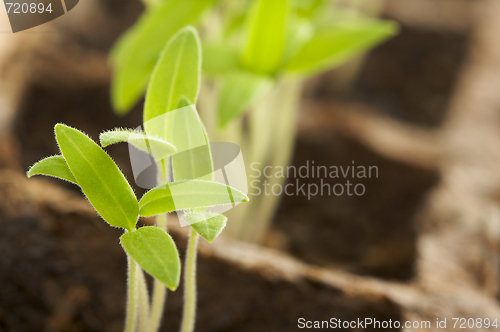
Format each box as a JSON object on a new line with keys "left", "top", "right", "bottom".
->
{"left": 100, "top": 128, "right": 176, "bottom": 161}
{"left": 110, "top": 0, "right": 211, "bottom": 114}
{"left": 144, "top": 26, "right": 202, "bottom": 139}
{"left": 27, "top": 155, "right": 78, "bottom": 185}
{"left": 120, "top": 226, "right": 181, "bottom": 290}
{"left": 184, "top": 211, "right": 227, "bottom": 243}
{"left": 139, "top": 179, "right": 249, "bottom": 217}
{"left": 170, "top": 100, "right": 213, "bottom": 182}
{"left": 55, "top": 124, "right": 139, "bottom": 231}
{"left": 240, "top": 0, "right": 290, "bottom": 75}
{"left": 283, "top": 19, "right": 398, "bottom": 76}
{"left": 217, "top": 70, "right": 273, "bottom": 130}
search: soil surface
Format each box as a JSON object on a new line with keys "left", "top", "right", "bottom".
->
{"left": 0, "top": 171, "right": 403, "bottom": 332}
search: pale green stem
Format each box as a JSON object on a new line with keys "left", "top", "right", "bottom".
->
{"left": 138, "top": 268, "right": 150, "bottom": 332}
{"left": 244, "top": 79, "right": 302, "bottom": 242}
{"left": 148, "top": 213, "right": 168, "bottom": 332}
{"left": 179, "top": 228, "right": 199, "bottom": 332}
{"left": 232, "top": 79, "right": 302, "bottom": 242}
{"left": 148, "top": 160, "right": 169, "bottom": 332}
{"left": 124, "top": 254, "right": 139, "bottom": 332}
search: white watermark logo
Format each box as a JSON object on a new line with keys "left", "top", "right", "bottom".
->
{"left": 126, "top": 105, "right": 248, "bottom": 226}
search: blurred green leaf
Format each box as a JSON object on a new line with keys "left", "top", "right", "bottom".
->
{"left": 100, "top": 128, "right": 176, "bottom": 161}
{"left": 184, "top": 211, "right": 227, "bottom": 243}
{"left": 296, "top": 0, "right": 327, "bottom": 18}
{"left": 110, "top": 0, "right": 211, "bottom": 114}
{"left": 55, "top": 124, "right": 139, "bottom": 231}
{"left": 282, "top": 17, "right": 314, "bottom": 64}
{"left": 120, "top": 226, "right": 181, "bottom": 290}
{"left": 283, "top": 19, "right": 398, "bottom": 77}
{"left": 240, "top": 0, "right": 290, "bottom": 75}
{"left": 202, "top": 42, "right": 239, "bottom": 76}
{"left": 138, "top": 179, "right": 249, "bottom": 217}
{"left": 217, "top": 70, "right": 273, "bottom": 130}
{"left": 27, "top": 155, "right": 77, "bottom": 185}
{"left": 143, "top": 27, "right": 202, "bottom": 139}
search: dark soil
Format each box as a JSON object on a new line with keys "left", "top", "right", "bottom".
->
{"left": 274, "top": 131, "right": 439, "bottom": 281}
{"left": 316, "top": 26, "right": 468, "bottom": 127}
{"left": 0, "top": 171, "right": 403, "bottom": 332}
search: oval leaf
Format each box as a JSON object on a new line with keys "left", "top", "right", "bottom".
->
{"left": 55, "top": 124, "right": 139, "bottom": 231}
{"left": 184, "top": 211, "right": 227, "bottom": 243}
{"left": 139, "top": 179, "right": 249, "bottom": 217}
{"left": 27, "top": 155, "right": 78, "bottom": 185}
{"left": 143, "top": 26, "right": 202, "bottom": 139}
{"left": 100, "top": 128, "right": 176, "bottom": 161}
{"left": 110, "top": 0, "right": 212, "bottom": 114}
{"left": 217, "top": 71, "right": 273, "bottom": 130}
{"left": 284, "top": 19, "right": 398, "bottom": 76}
{"left": 120, "top": 226, "right": 181, "bottom": 290}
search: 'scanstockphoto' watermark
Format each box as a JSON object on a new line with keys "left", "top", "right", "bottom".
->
{"left": 127, "top": 104, "right": 248, "bottom": 227}
{"left": 298, "top": 317, "right": 499, "bottom": 329}
{"left": 250, "top": 161, "right": 378, "bottom": 199}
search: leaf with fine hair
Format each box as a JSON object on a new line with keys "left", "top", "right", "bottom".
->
{"left": 183, "top": 211, "right": 227, "bottom": 243}
{"left": 143, "top": 26, "right": 202, "bottom": 139}
{"left": 55, "top": 124, "right": 139, "bottom": 231}
{"left": 217, "top": 70, "right": 273, "bottom": 130}
{"left": 99, "top": 128, "right": 176, "bottom": 161}
{"left": 110, "top": 0, "right": 212, "bottom": 114}
{"left": 27, "top": 155, "right": 78, "bottom": 185}
{"left": 120, "top": 226, "right": 181, "bottom": 290}
{"left": 283, "top": 19, "right": 398, "bottom": 77}
{"left": 138, "top": 179, "right": 249, "bottom": 217}
{"left": 240, "top": 0, "right": 290, "bottom": 75}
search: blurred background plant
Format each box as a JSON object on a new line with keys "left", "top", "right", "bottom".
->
{"left": 110, "top": 0, "right": 398, "bottom": 243}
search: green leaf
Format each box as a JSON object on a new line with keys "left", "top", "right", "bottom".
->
{"left": 295, "top": 0, "right": 327, "bottom": 18}
{"left": 217, "top": 70, "right": 273, "bottom": 130}
{"left": 55, "top": 124, "right": 139, "bottom": 231}
{"left": 170, "top": 101, "right": 213, "bottom": 182}
{"left": 138, "top": 179, "right": 249, "bottom": 217}
{"left": 240, "top": 0, "right": 290, "bottom": 75}
{"left": 184, "top": 211, "right": 227, "bottom": 243}
{"left": 283, "top": 19, "right": 398, "bottom": 77}
{"left": 202, "top": 42, "right": 239, "bottom": 76}
{"left": 27, "top": 155, "right": 78, "bottom": 185}
{"left": 100, "top": 128, "right": 176, "bottom": 161}
{"left": 110, "top": 0, "right": 211, "bottom": 114}
{"left": 143, "top": 26, "right": 202, "bottom": 139}
{"left": 120, "top": 226, "right": 180, "bottom": 290}
{"left": 282, "top": 17, "right": 314, "bottom": 65}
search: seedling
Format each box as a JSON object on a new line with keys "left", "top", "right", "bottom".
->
{"left": 28, "top": 27, "right": 248, "bottom": 332}
{"left": 109, "top": 0, "right": 399, "bottom": 243}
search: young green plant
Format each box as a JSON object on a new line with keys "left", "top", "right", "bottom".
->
{"left": 27, "top": 122, "right": 246, "bottom": 332}
{"left": 110, "top": 0, "right": 398, "bottom": 243}
{"left": 104, "top": 26, "right": 245, "bottom": 332}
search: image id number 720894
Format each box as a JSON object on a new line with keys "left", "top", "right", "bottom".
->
{"left": 5, "top": 2, "right": 53, "bottom": 13}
